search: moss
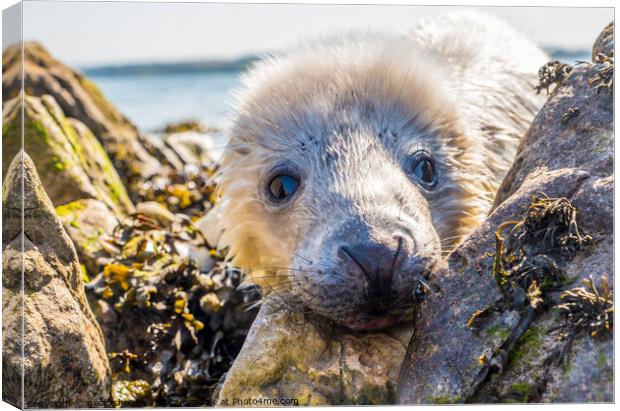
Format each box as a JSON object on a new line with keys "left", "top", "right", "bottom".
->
{"left": 356, "top": 381, "right": 396, "bottom": 405}
{"left": 507, "top": 381, "right": 535, "bottom": 402}
{"left": 562, "top": 358, "right": 574, "bottom": 375}
{"left": 596, "top": 350, "right": 607, "bottom": 369}
{"left": 55, "top": 201, "right": 85, "bottom": 217}
{"left": 71, "top": 119, "right": 133, "bottom": 215}
{"left": 594, "top": 133, "right": 612, "bottom": 153}
{"left": 31, "top": 120, "right": 52, "bottom": 145}
{"left": 52, "top": 155, "right": 67, "bottom": 171}
{"left": 80, "top": 264, "right": 90, "bottom": 283}
{"left": 508, "top": 326, "right": 543, "bottom": 365}
{"left": 486, "top": 324, "right": 511, "bottom": 341}
{"left": 56, "top": 201, "right": 85, "bottom": 232}
{"left": 425, "top": 395, "right": 461, "bottom": 404}
{"left": 24, "top": 95, "right": 133, "bottom": 216}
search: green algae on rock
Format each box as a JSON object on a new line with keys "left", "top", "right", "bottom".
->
{"left": 2, "top": 93, "right": 134, "bottom": 216}
{"left": 57, "top": 198, "right": 120, "bottom": 276}
{"left": 2, "top": 41, "right": 163, "bottom": 188}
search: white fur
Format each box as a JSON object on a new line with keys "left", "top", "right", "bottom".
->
{"left": 197, "top": 12, "right": 548, "bottom": 289}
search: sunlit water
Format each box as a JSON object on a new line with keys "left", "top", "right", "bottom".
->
{"left": 87, "top": 70, "right": 242, "bottom": 153}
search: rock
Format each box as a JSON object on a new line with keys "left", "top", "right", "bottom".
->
{"left": 218, "top": 302, "right": 412, "bottom": 405}
{"left": 2, "top": 151, "right": 111, "bottom": 408}
{"left": 56, "top": 199, "right": 119, "bottom": 276}
{"left": 2, "top": 93, "right": 134, "bottom": 217}
{"left": 592, "top": 21, "right": 614, "bottom": 59}
{"left": 140, "top": 132, "right": 186, "bottom": 172}
{"left": 164, "top": 131, "right": 217, "bottom": 166}
{"left": 2, "top": 42, "right": 162, "bottom": 186}
{"left": 161, "top": 120, "right": 213, "bottom": 134}
{"left": 397, "top": 23, "right": 613, "bottom": 404}
{"left": 135, "top": 201, "right": 177, "bottom": 229}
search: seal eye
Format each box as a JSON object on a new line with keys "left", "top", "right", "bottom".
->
{"left": 408, "top": 151, "right": 437, "bottom": 188}
{"left": 268, "top": 174, "right": 299, "bottom": 201}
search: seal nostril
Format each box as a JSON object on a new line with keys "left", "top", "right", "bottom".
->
{"left": 339, "top": 245, "right": 372, "bottom": 282}
{"left": 338, "top": 241, "right": 401, "bottom": 298}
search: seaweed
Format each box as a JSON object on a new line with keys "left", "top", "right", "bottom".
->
{"left": 468, "top": 194, "right": 592, "bottom": 329}
{"left": 587, "top": 53, "right": 614, "bottom": 95}
{"left": 132, "top": 163, "right": 219, "bottom": 219}
{"left": 464, "top": 194, "right": 593, "bottom": 402}
{"left": 561, "top": 107, "right": 580, "bottom": 124}
{"left": 535, "top": 61, "right": 573, "bottom": 95}
{"left": 86, "top": 201, "right": 260, "bottom": 406}
{"left": 555, "top": 275, "right": 613, "bottom": 340}
{"left": 542, "top": 276, "right": 613, "bottom": 369}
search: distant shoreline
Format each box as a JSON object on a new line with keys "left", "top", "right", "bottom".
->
{"left": 81, "top": 48, "right": 589, "bottom": 77}
{"left": 81, "top": 55, "right": 258, "bottom": 76}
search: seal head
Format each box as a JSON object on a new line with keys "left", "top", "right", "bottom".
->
{"left": 210, "top": 14, "right": 546, "bottom": 330}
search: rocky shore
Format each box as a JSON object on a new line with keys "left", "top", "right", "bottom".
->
{"left": 2, "top": 43, "right": 258, "bottom": 408}
{"left": 1, "top": 22, "right": 614, "bottom": 407}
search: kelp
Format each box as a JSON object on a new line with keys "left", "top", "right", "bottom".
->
{"left": 589, "top": 53, "right": 614, "bottom": 94}
{"left": 468, "top": 194, "right": 593, "bottom": 329}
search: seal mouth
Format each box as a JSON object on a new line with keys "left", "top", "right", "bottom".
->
{"left": 340, "top": 312, "right": 403, "bottom": 331}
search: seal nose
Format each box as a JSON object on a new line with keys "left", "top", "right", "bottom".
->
{"left": 338, "top": 236, "right": 403, "bottom": 300}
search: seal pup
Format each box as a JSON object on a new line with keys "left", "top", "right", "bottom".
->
{"left": 199, "top": 12, "right": 548, "bottom": 330}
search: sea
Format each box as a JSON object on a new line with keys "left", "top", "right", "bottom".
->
{"left": 87, "top": 70, "right": 241, "bottom": 154}
{"left": 84, "top": 48, "right": 589, "bottom": 151}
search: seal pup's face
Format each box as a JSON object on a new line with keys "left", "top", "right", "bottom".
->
{"left": 216, "top": 35, "right": 490, "bottom": 330}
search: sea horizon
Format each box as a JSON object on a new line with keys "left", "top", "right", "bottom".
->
{"left": 83, "top": 47, "right": 591, "bottom": 146}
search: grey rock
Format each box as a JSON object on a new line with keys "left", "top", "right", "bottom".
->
{"left": 164, "top": 131, "right": 217, "bottom": 167}
{"left": 2, "top": 151, "right": 111, "bottom": 408}
{"left": 397, "top": 23, "right": 613, "bottom": 404}
{"left": 592, "top": 21, "right": 613, "bottom": 59}
{"left": 218, "top": 302, "right": 413, "bottom": 405}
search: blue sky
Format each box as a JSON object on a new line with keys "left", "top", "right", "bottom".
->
{"left": 15, "top": 1, "right": 615, "bottom": 66}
